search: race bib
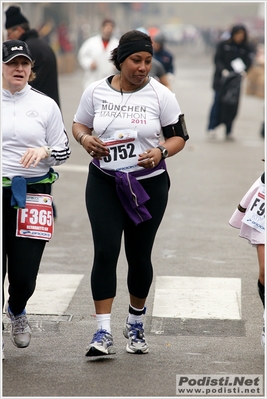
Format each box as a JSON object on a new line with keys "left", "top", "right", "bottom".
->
{"left": 16, "top": 194, "right": 54, "bottom": 240}
{"left": 242, "top": 184, "right": 265, "bottom": 233}
{"left": 99, "top": 130, "right": 141, "bottom": 172}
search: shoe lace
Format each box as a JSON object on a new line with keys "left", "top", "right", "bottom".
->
{"left": 12, "top": 314, "right": 29, "bottom": 334}
{"left": 92, "top": 329, "right": 111, "bottom": 343}
{"left": 128, "top": 322, "right": 145, "bottom": 341}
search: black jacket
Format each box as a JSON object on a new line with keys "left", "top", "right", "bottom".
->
{"left": 218, "top": 72, "right": 242, "bottom": 125}
{"left": 212, "top": 39, "right": 255, "bottom": 91}
{"left": 20, "top": 29, "right": 60, "bottom": 107}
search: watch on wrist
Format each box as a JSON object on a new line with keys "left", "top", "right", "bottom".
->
{"left": 44, "top": 146, "right": 52, "bottom": 157}
{"left": 157, "top": 145, "right": 168, "bottom": 159}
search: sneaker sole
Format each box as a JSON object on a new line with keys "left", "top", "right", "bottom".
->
{"left": 126, "top": 343, "right": 149, "bottom": 354}
{"left": 123, "top": 326, "right": 149, "bottom": 354}
{"left": 6, "top": 303, "right": 31, "bottom": 348}
{"left": 10, "top": 335, "right": 31, "bottom": 348}
{"left": 123, "top": 327, "right": 149, "bottom": 355}
{"left": 85, "top": 345, "right": 116, "bottom": 357}
{"left": 10, "top": 329, "right": 31, "bottom": 348}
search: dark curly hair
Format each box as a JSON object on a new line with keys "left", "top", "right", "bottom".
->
{"left": 110, "top": 30, "right": 152, "bottom": 71}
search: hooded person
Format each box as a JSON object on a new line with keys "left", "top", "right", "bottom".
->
{"left": 5, "top": 5, "right": 61, "bottom": 108}
{"left": 206, "top": 24, "right": 255, "bottom": 140}
{"left": 5, "top": 5, "right": 62, "bottom": 219}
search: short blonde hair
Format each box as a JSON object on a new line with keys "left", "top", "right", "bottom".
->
{"left": 28, "top": 60, "right": 36, "bottom": 82}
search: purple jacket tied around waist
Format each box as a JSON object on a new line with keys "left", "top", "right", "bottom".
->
{"left": 92, "top": 159, "right": 167, "bottom": 225}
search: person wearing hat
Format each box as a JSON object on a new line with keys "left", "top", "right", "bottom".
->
{"left": 77, "top": 18, "right": 119, "bottom": 90}
{"left": 229, "top": 170, "right": 265, "bottom": 348}
{"left": 5, "top": 5, "right": 61, "bottom": 108}
{"left": 5, "top": 5, "right": 64, "bottom": 220}
{"left": 152, "top": 32, "right": 175, "bottom": 76}
{"left": 136, "top": 27, "right": 171, "bottom": 89}
{"left": 2, "top": 40, "right": 71, "bottom": 359}
{"left": 72, "top": 29, "right": 189, "bottom": 357}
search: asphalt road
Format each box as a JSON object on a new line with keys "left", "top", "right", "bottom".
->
{"left": 2, "top": 44, "right": 265, "bottom": 398}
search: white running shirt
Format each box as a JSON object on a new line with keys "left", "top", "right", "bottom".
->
{"left": 74, "top": 76, "right": 182, "bottom": 173}
{"left": 2, "top": 84, "right": 71, "bottom": 179}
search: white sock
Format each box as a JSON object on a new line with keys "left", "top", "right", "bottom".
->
{"left": 128, "top": 305, "right": 145, "bottom": 325}
{"left": 96, "top": 314, "right": 111, "bottom": 333}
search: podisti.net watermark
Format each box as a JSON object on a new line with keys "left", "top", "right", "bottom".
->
{"left": 176, "top": 374, "right": 263, "bottom": 396}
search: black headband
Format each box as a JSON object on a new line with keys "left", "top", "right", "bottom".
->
{"left": 117, "top": 40, "right": 153, "bottom": 64}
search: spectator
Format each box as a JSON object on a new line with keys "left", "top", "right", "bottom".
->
{"left": 136, "top": 27, "right": 171, "bottom": 89}
{"left": 5, "top": 5, "right": 61, "bottom": 108}
{"left": 152, "top": 32, "right": 175, "bottom": 76}
{"left": 5, "top": 5, "right": 64, "bottom": 220}
{"left": 77, "top": 18, "right": 119, "bottom": 89}
{"left": 57, "top": 21, "right": 73, "bottom": 54}
{"left": 150, "top": 57, "right": 171, "bottom": 89}
{"left": 206, "top": 24, "right": 255, "bottom": 140}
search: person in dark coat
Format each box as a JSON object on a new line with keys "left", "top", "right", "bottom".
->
{"left": 152, "top": 32, "right": 174, "bottom": 75}
{"left": 5, "top": 5, "right": 62, "bottom": 219}
{"left": 5, "top": 5, "right": 60, "bottom": 108}
{"left": 206, "top": 24, "right": 255, "bottom": 140}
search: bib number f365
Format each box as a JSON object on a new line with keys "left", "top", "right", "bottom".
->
{"left": 16, "top": 194, "right": 54, "bottom": 240}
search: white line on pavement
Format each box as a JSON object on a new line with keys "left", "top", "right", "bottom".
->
{"left": 54, "top": 164, "right": 88, "bottom": 173}
{"left": 4, "top": 273, "right": 84, "bottom": 315}
{"left": 152, "top": 276, "right": 241, "bottom": 320}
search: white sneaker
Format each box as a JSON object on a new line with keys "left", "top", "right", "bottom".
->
{"left": 6, "top": 304, "right": 31, "bottom": 348}
{"left": 123, "top": 319, "right": 149, "bottom": 354}
{"left": 85, "top": 329, "right": 116, "bottom": 356}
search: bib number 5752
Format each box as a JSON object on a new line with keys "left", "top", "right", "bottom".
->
{"left": 103, "top": 143, "right": 136, "bottom": 163}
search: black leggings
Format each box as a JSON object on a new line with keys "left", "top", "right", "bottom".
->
{"left": 86, "top": 164, "right": 170, "bottom": 301}
{"left": 2, "top": 183, "right": 51, "bottom": 315}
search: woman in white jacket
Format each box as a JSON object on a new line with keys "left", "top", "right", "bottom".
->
{"left": 2, "top": 40, "right": 71, "bottom": 357}
{"left": 78, "top": 19, "right": 119, "bottom": 89}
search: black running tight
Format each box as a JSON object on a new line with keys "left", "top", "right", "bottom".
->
{"left": 2, "top": 183, "right": 51, "bottom": 315}
{"left": 86, "top": 164, "right": 169, "bottom": 301}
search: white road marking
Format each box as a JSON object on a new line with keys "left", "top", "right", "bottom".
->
{"left": 152, "top": 276, "right": 241, "bottom": 320}
{"left": 4, "top": 273, "right": 84, "bottom": 315}
{"left": 54, "top": 164, "right": 88, "bottom": 173}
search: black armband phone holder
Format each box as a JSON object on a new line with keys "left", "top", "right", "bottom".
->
{"left": 162, "top": 114, "right": 189, "bottom": 141}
